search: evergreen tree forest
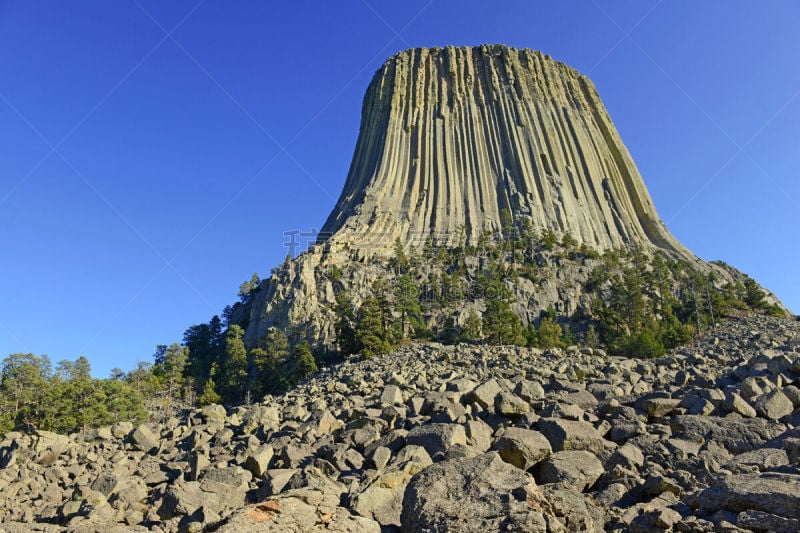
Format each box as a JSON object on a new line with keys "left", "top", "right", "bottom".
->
{"left": 330, "top": 219, "right": 783, "bottom": 360}
{"left": 0, "top": 354, "right": 146, "bottom": 435}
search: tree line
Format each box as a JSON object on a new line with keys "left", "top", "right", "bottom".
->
{"left": 331, "top": 228, "right": 591, "bottom": 358}
{"left": 0, "top": 354, "right": 146, "bottom": 435}
{"left": 587, "top": 249, "right": 783, "bottom": 358}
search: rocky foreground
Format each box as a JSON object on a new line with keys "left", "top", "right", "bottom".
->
{"left": 1, "top": 315, "right": 800, "bottom": 532}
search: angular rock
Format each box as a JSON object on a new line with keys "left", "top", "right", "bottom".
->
{"left": 110, "top": 422, "right": 133, "bottom": 439}
{"left": 464, "top": 418, "right": 493, "bottom": 452}
{"left": 263, "top": 468, "right": 298, "bottom": 497}
{"left": 515, "top": 380, "right": 546, "bottom": 402}
{"left": 492, "top": 427, "right": 552, "bottom": 471}
{"left": 495, "top": 391, "right": 530, "bottom": 419}
{"left": 401, "top": 452, "right": 560, "bottom": 533}
{"left": 753, "top": 389, "right": 794, "bottom": 420}
{"left": 352, "top": 445, "right": 433, "bottom": 528}
{"left": 405, "top": 423, "right": 467, "bottom": 459}
{"left": 536, "top": 450, "right": 603, "bottom": 491}
{"left": 736, "top": 510, "right": 800, "bottom": 533}
{"left": 201, "top": 403, "right": 227, "bottom": 422}
{"left": 130, "top": 425, "right": 158, "bottom": 453}
{"left": 465, "top": 378, "right": 502, "bottom": 409}
{"left": 90, "top": 472, "right": 119, "bottom": 498}
{"left": 726, "top": 448, "right": 789, "bottom": 472}
{"left": 537, "top": 418, "right": 608, "bottom": 452}
{"left": 722, "top": 392, "right": 757, "bottom": 418}
{"left": 783, "top": 385, "right": 800, "bottom": 407}
{"left": 699, "top": 472, "right": 800, "bottom": 520}
{"left": 158, "top": 481, "right": 220, "bottom": 520}
{"left": 541, "top": 485, "right": 605, "bottom": 533}
{"left": 217, "top": 483, "right": 380, "bottom": 532}
{"left": 670, "top": 415, "right": 784, "bottom": 455}
{"left": 380, "top": 385, "right": 404, "bottom": 405}
{"left": 642, "top": 397, "right": 681, "bottom": 418}
{"left": 244, "top": 445, "right": 274, "bottom": 478}
{"left": 608, "top": 443, "right": 645, "bottom": 470}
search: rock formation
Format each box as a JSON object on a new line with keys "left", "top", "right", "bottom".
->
{"left": 320, "top": 44, "right": 690, "bottom": 256}
{"left": 1, "top": 45, "right": 794, "bottom": 533}
{"left": 240, "top": 44, "right": 785, "bottom": 349}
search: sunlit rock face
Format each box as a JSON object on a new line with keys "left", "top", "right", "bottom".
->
{"left": 243, "top": 45, "right": 759, "bottom": 349}
{"left": 320, "top": 44, "right": 690, "bottom": 257}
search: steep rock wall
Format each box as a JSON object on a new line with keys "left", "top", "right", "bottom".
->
{"left": 320, "top": 44, "right": 690, "bottom": 257}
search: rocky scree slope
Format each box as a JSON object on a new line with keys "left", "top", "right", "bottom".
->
{"left": 1, "top": 314, "right": 799, "bottom": 532}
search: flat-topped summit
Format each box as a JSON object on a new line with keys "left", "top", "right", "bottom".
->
{"left": 320, "top": 44, "right": 689, "bottom": 256}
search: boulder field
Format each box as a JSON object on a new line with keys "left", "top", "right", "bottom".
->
{"left": 1, "top": 314, "right": 799, "bottom": 532}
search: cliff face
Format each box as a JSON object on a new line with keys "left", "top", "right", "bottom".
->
{"left": 320, "top": 44, "right": 689, "bottom": 256}
{"left": 241, "top": 45, "right": 785, "bottom": 349}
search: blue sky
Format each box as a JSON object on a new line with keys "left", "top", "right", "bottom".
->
{"left": 1, "top": 1, "right": 798, "bottom": 377}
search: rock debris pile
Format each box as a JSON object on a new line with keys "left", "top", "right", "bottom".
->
{"left": 1, "top": 315, "right": 799, "bottom": 532}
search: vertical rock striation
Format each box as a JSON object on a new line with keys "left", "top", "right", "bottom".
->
{"left": 241, "top": 45, "right": 786, "bottom": 349}
{"left": 320, "top": 44, "right": 690, "bottom": 256}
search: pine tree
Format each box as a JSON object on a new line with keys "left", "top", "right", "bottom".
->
{"left": 126, "top": 361, "right": 158, "bottom": 397}
{"left": 536, "top": 317, "right": 563, "bottom": 349}
{"left": 394, "top": 274, "right": 423, "bottom": 339}
{"left": 161, "top": 343, "right": 187, "bottom": 404}
{"left": 541, "top": 229, "right": 558, "bottom": 250}
{"left": 292, "top": 341, "right": 317, "bottom": 379}
{"left": 561, "top": 232, "right": 578, "bottom": 249}
{"left": 0, "top": 353, "right": 49, "bottom": 432}
{"left": 392, "top": 238, "right": 409, "bottom": 274}
{"left": 584, "top": 325, "right": 600, "bottom": 348}
{"left": 482, "top": 298, "right": 524, "bottom": 345}
{"left": 356, "top": 295, "right": 391, "bottom": 357}
{"left": 184, "top": 315, "right": 224, "bottom": 389}
{"left": 222, "top": 325, "right": 248, "bottom": 403}
{"left": 500, "top": 208, "right": 514, "bottom": 239}
{"left": 743, "top": 278, "right": 767, "bottom": 311}
{"left": 197, "top": 377, "right": 221, "bottom": 406}
{"left": 72, "top": 356, "right": 92, "bottom": 381}
{"left": 261, "top": 328, "right": 290, "bottom": 394}
{"left": 440, "top": 315, "right": 460, "bottom": 345}
{"left": 103, "top": 379, "right": 146, "bottom": 424}
{"left": 334, "top": 291, "right": 359, "bottom": 355}
{"left": 462, "top": 309, "right": 482, "bottom": 341}
{"left": 238, "top": 272, "right": 261, "bottom": 303}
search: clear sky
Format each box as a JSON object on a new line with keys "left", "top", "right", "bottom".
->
{"left": 1, "top": 1, "right": 798, "bottom": 378}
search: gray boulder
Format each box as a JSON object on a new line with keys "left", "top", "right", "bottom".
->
{"left": 722, "top": 392, "right": 757, "bottom": 418}
{"left": 699, "top": 472, "right": 800, "bottom": 520}
{"left": 492, "top": 427, "right": 552, "bottom": 471}
{"left": 244, "top": 444, "right": 274, "bottom": 478}
{"left": 670, "top": 415, "right": 784, "bottom": 455}
{"left": 495, "top": 392, "right": 530, "bottom": 419}
{"left": 754, "top": 389, "right": 794, "bottom": 420}
{"left": 405, "top": 423, "right": 467, "bottom": 459}
{"left": 726, "top": 448, "right": 789, "bottom": 472}
{"left": 465, "top": 379, "right": 501, "bottom": 409}
{"left": 400, "top": 452, "right": 563, "bottom": 533}
{"left": 130, "top": 425, "right": 158, "bottom": 454}
{"left": 537, "top": 418, "right": 608, "bottom": 452}
{"left": 541, "top": 485, "right": 605, "bottom": 533}
{"left": 536, "top": 450, "right": 603, "bottom": 491}
{"left": 736, "top": 510, "right": 800, "bottom": 533}
{"left": 351, "top": 445, "right": 432, "bottom": 528}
